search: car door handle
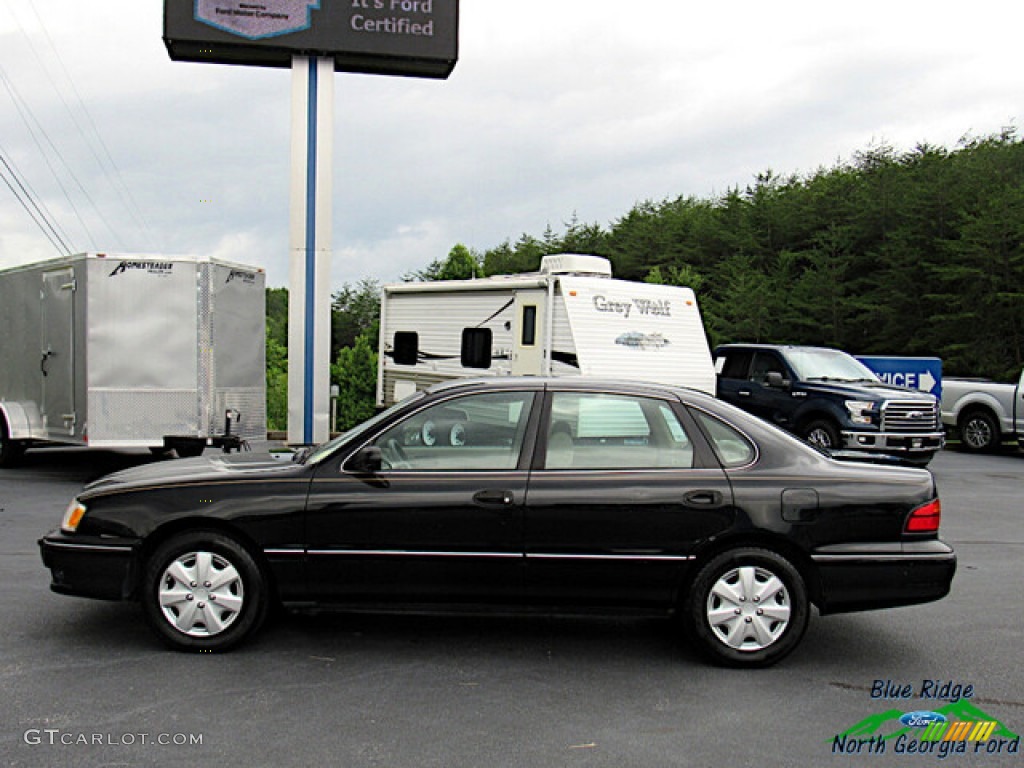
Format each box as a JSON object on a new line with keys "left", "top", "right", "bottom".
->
{"left": 737, "top": 389, "right": 751, "bottom": 397}
{"left": 473, "top": 489, "right": 514, "bottom": 507}
{"left": 684, "top": 490, "right": 724, "bottom": 507}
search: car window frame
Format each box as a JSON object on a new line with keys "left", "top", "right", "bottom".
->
{"left": 340, "top": 388, "right": 543, "bottom": 474}
{"left": 530, "top": 388, "right": 721, "bottom": 472}
{"left": 685, "top": 404, "right": 760, "bottom": 470}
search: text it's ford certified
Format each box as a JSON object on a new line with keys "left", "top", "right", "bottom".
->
{"left": 39, "top": 378, "right": 956, "bottom": 667}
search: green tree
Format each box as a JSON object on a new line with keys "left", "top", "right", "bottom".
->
{"left": 331, "top": 332, "right": 379, "bottom": 432}
{"left": 331, "top": 279, "right": 381, "bottom": 358}
{"left": 406, "top": 243, "right": 483, "bottom": 281}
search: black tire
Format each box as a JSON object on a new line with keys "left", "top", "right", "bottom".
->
{"left": 141, "top": 531, "right": 268, "bottom": 652}
{"left": 686, "top": 547, "right": 809, "bottom": 668}
{"left": 0, "top": 419, "right": 26, "bottom": 468}
{"left": 165, "top": 439, "right": 205, "bottom": 459}
{"left": 801, "top": 419, "right": 840, "bottom": 450}
{"left": 959, "top": 409, "right": 999, "bottom": 453}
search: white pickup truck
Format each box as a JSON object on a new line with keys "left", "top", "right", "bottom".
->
{"left": 941, "top": 368, "right": 1024, "bottom": 452}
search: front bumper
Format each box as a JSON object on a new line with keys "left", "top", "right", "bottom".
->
{"left": 841, "top": 430, "right": 945, "bottom": 454}
{"left": 38, "top": 531, "right": 139, "bottom": 601}
{"left": 811, "top": 539, "right": 956, "bottom": 615}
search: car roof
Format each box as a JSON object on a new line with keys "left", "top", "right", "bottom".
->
{"left": 423, "top": 376, "right": 719, "bottom": 407}
{"left": 715, "top": 343, "right": 840, "bottom": 354}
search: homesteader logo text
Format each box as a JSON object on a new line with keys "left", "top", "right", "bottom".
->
{"left": 831, "top": 679, "right": 1020, "bottom": 760}
{"left": 108, "top": 261, "right": 174, "bottom": 277}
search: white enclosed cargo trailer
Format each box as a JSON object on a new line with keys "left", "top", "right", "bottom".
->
{"left": 377, "top": 254, "right": 715, "bottom": 407}
{"left": 0, "top": 253, "right": 266, "bottom": 465}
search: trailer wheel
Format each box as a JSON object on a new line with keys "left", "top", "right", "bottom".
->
{"left": 165, "top": 438, "right": 206, "bottom": 459}
{"left": 0, "top": 419, "right": 26, "bottom": 468}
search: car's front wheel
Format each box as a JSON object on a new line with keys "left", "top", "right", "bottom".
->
{"left": 801, "top": 419, "right": 840, "bottom": 450}
{"left": 141, "top": 531, "right": 268, "bottom": 652}
{"left": 686, "top": 548, "right": 809, "bottom": 667}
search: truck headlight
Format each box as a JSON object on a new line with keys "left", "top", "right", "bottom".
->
{"left": 61, "top": 499, "right": 87, "bottom": 533}
{"left": 845, "top": 400, "right": 878, "bottom": 426}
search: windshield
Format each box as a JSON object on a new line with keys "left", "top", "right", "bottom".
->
{"left": 300, "top": 390, "right": 426, "bottom": 465}
{"left": 784, "top": 348, "right": 879, "bottom": 382}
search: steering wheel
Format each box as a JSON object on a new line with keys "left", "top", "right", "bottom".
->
{"left": 381, "top": 438, "right": 410, "bottom": 469}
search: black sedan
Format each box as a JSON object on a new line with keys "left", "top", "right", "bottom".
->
{"left": 39, "top": 378, "right": 956, "bottom": 667}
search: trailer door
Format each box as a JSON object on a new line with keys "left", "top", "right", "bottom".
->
{"left": 40, "top": 267, "right": 76, "bottom": 436}
{"left": 511, "top": 290, "right": 546, "bottom": 376}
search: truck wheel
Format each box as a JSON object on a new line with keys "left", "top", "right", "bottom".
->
{"left": 0, "top": 420, "right": 26, "bottom": 468}
{"left": 685, "top": 547, "right": 809, "bottom": 667}
{"left": 959, "top": 409, "right": 999, "bottom": 452}
{"left": 141, "top": 531, "right": 268, "bottom": 652}
{"left": 801, "top": 419, "right": 840, "bottom": 450}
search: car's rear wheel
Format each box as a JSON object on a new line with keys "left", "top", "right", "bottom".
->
{"left": 141, "top": 531, "right": 267, "bottom": 652}
{"left": 686, "top": 548, "right": 809, "bottom": 667}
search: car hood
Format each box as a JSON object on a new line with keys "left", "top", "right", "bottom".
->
{"left": 802, "top": 380, "right": 935, "bottom": 401}
{"left": 81, "top": 452, "right": 301, "bottom": 497}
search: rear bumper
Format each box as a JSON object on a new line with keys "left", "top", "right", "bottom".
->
{"left": 38, "top": 531, "right": 139, "bottom": 601}
{"left": 841, "top": 430, "right": 945, "bottom": 454}
{"left": 811, "top": 540, "right": 956, "bottom": 615}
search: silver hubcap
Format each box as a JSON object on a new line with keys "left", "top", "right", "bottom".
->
{"left": 806, "top": 428, "right": 833, "bottom": 448}
{"left": 964, "top": 418, "right": 992, "bottom": 449}
{"left": 706, "top": 565, "right": 791, "bottom": 652}
{"left": 158, "top": 551, "right": 244, "bottom": 637}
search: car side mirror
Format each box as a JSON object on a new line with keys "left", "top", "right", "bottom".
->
{"left": 765, "top": 371, "right": 789, "bottom": 389}
{"left": 348, "top": 445, "right": 382, "bottom": 474}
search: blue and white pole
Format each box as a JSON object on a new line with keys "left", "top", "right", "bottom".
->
{"left": 287, "top": 56, "right": 333, "bottom": 445}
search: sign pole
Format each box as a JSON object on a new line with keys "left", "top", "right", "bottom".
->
{"left": 287, "top": 55, "right": 333, "bottom": 445}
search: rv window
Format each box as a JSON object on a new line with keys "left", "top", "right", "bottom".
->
{"left": 461, "top": 328, "right": 492, "bottom": 369}
{"left": 393, "top": 332, "right": 419, "bottom": 366}
{"left": 521, "top": 305, "right": 537, "bottom": 346}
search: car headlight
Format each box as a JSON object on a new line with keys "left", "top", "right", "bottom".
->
{"left": 61, "top": 499, "right": 87, "bottom": 533}
{"left": 845, "top": 400, "right": 878, "bottom": 426}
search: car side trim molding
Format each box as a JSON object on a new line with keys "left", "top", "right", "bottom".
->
{"left": 526, "top": 553, "right": 694, "bottom": 562}
{"left": 306, "top": 549, "right": 523, "bottom": 559}
{"left": 811, "top": 553, "right": 956, "bottom": 562}
{"left": 42, "top": 541, "right": 134, "bottom": 553}
{"left": 290, "top": 549, "right": 694, "bottom": 562}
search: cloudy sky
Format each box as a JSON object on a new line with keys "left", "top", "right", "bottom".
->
{"left": 0, "top": 1, "right": 1020, "bottom": 289}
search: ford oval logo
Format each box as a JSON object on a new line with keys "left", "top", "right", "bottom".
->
{"left": 900, "top": 711, "right": 947, "bottom": 728}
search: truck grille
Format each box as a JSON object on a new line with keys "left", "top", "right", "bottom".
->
{"left": 882, "top": 401, "right": 939, "bottom": 432}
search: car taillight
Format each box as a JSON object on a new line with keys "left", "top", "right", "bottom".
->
{"left": 905, "top": 499, "right": 941, "bottom": 533}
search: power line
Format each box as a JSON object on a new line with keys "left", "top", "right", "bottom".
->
{"left": 23, "top": 0, "right": 156, "bottom": 246}
{"left": 1, "top": 65, "right": 107, "bottom": 250}
{"left": 0, "top": 152, "right": 72, "bottom": 255}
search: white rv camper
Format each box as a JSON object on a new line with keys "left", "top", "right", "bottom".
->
{"left": 0, "top": 253, "right": 266, "bottom": 465}
{"left": 377, "top": 254, "right": 715, "bottom": 406}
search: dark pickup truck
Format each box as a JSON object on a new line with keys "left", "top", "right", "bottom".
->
{"left": 714, "top": 344, "right": 944, "bottom": 464}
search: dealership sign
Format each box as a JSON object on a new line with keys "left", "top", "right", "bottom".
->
{"left": 857, "top": 356, "right": 943, "bottom": 399}
{"left": 164, "top": 0, "right": 459, "bottom": 78}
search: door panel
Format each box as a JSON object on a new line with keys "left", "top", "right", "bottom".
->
{"left": 40, "top": 268, "right": 76, "bottom": 436}
{"left": 524, "top": 391, "right": 734, "bottom": 606}
{"left": 303, "top": 390, "right": 537, "bottom": 603}
{"left": 511, "top": 290, "right": 546, "bottom": 375}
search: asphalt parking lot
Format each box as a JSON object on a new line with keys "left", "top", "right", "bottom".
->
{"left": 1, "top": 446, "right": 1021, "bottom": 767}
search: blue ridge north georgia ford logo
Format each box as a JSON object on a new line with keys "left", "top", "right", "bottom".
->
{"left": 195, "top": 0, "right": 320, "bottom": 40}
